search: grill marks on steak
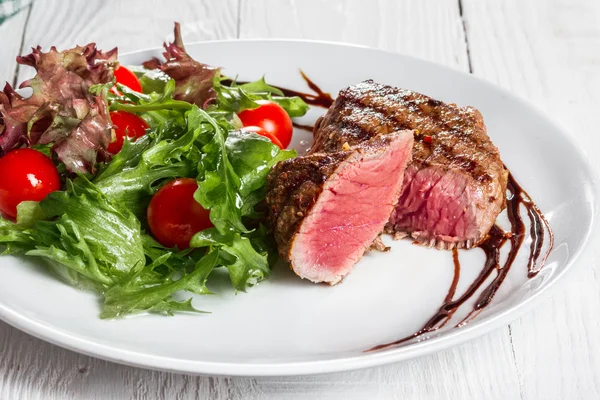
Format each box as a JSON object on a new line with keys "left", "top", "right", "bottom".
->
{"left": 312, "top": 80, "right": 508, "bottom": 248}
{"left": 266, "top": 131, "right": 414, "bottom": 284}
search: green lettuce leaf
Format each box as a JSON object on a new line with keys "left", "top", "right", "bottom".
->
{"left": 101, "top": 249, "right": 220, "bottom": 319}
{"left": 190, "top": 228, "right": 269, "bottom": 290}
{"left": 225, "top": 129, "right": 295, "bottom": 209}
{"left": 212, "top": 76, "right": 309, "bottom": 117}
{"left": 27, "top": 177, "right": 146, "bottom": 286}
{"left": 94, "top": 116, "right": 200, "bottom": 218}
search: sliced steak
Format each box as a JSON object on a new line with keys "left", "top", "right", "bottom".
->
{"left": 266, "top": 130, "right": 413, "bottom": 284}
{"left": 312, "top": 80, "right": 508, "bottom": 248}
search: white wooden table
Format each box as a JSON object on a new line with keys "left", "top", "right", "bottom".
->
{"left": 1, "top": 0, "right": 599, "bottom": 398}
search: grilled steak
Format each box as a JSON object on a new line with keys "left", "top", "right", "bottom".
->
{"left": 312, "top": 80, "right": 508, "bottom": 248}
{"left": 266, "top": 130, "right": 413, "bottom": 284}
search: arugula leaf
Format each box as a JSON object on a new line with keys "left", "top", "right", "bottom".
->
{"left": 239, "top": 77, "right": 285, "bottom": 96}
{"left": 213, "top": 76, "right": 309, "bottom": 117}
{"left": 225, "top": 129, "right": 295, "bottom": 198}
{"left": 138, "top": 69, "right": 171, "bottom": 94}
{"left": 269, "top": 96, "right": 311, "bottom": 118}
{"left": 190, "top": 229, "right": 269, "bottom": 290}
{"left": 190, "top": 107, "right": 246, "bottom": 234}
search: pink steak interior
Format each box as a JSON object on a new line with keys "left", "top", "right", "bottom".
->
{"left": 290, "top": 132, "right": 413, "bottom": 284}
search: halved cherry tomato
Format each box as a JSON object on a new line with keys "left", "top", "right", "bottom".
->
{"left": 237, "top": 100, "right": 293, "bottom": 148}
{"left": 0, "top": 148, "right": 60, "bottom": 220}
{"left": 241, "top": 126, "right": 283, "bottom": 149}
{"left": 147, "top": 178, "right": 213, "bottom": 249}
{"left": 107, "top": 111, "right": 149, "bottom": 154}
{"left": 113, "top": 66, "right": 142, "bottom": 92}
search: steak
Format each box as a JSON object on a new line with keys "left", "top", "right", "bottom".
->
{"left": 266, "top": 130, "right": 413, "bottom": 284}
{"left": 312, "top": 80, "right": 508, "bottom": 248}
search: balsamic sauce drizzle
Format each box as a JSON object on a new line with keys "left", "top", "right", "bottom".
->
{"left": 234, "top": 71, "right": 554, "bottom": 350}
{"left": 292, "top": 122, "right": 316, "bottom": 132}
{"left": 368, "top": 171, "right": 554, "bottom": 351}
{"left": 276, "top": 70, "right": 335, "bottom": 109}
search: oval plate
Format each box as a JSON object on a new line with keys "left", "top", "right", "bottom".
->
{"left": 0, "top": 40, "right": 597, "bottom": 376}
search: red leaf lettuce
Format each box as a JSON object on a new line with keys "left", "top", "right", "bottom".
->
{"left": 0, "top": 44, "right": 118, "bottom": 173}
{"left": 143, "top": 22, "right": 219, "bottom": 108}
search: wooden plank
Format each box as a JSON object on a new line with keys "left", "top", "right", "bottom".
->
{"left": 240, "top": 0, "right": 470, "bottom": 70}
{"left": 15, "top": 0, "right": 238, "bottom": 83}
{"left": 0, "top": 4, "right": 30, "bottom": 86}
{"left": 462, "top": 0, "right": 600, "bottom": 398}
{"left": 0, "top": 321, "right": 521, "bottom": 400}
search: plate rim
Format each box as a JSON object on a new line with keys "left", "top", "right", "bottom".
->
{"left": 0, "top": 39, "right": 597, "bottom": 377}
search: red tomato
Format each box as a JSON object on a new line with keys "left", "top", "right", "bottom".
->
{"left": 107, "top": 111, "right": 149, "bottom": 154}
{"left": 147, "top": 178, "right": 213, "bottom": 249}
{"left": 0, "top": 148, "right": 60, "bottom": 220}
{"left": 113, "top": 66, "right": 142, "bottom": 92}
{"left": 241, "top": 126, "right": 283, "bottom": 149}
{"left": 237, "top": 100, "right": 293, "bottom": 148}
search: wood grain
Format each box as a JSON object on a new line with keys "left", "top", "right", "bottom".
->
{"left": 0, "top": 321, "right": 523, "bottom": 400}
{"left": 0, "top": 4, "right": 30, "bottom": 85}
{"left": 239, "top": 0, "right": 470, "bottom": 70}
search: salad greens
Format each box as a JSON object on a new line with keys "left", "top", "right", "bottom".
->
{"left": 0, "top": 23, "right": 308, "bottom": 318}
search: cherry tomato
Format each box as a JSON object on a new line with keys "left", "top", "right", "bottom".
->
{"left": 113, "top": 66, "right": 142, "bottom": 92}
{"left": 0, "top": 148, "right": 60, "bottom": 220}
{"left": 107, "top": 111, "right": 149, "bottom": 154}
{"left": 147, "top": 178, "right": 213, "bottom": 249}
{"left": 241, "top": 126, "right": 283, "bottom": 149}
{"left": 237, "top": 100, "right": 293, "bottom": 148}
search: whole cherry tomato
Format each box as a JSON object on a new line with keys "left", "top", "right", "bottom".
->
{"left": 147, "top": 178, "right": 213, "bottom": 249}
{"left": 114, "top": 66, "right": 142, "bottom": 92}
{"left": 107, "top": 111, "right": 149, "bottom": 154}
{"left": 0, "top": 148, "right": 60, "bottom": 220}
{"left": 238, "top": 100, "right": 293, "bottom": 148}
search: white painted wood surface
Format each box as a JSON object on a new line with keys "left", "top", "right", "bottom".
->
{"left": 0, "top": 0, "right": 598, "bottom": 398}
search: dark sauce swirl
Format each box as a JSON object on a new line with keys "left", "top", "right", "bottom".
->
{"left": 368, "top": 171, "right": 554, "bottom": 351}
{"left": 277, "top": 70, "right": 335, "bottom": 109}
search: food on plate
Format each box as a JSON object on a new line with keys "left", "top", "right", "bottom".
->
{"left": 241, "top": 125, "right": 283, "bottom": 149}
{"left": 0, "top": 23, "right": 308, "bottom": 318}
{"left": 113, "top": 66, "right": 143, "bottom": 92}
{"left": 0, "top": 44, "right": 116, "bottom": 173}
{"left": 106, "top": 111, "right": 149, "bottom": 154}
{"left": 266, "top": 131, "right": 413, "bottom": 284}
{"left": 312, "top": 80, "right": 508, "bottom": 249}
{"left": 147, "top": 178, "right": 213, "bottom": 249}
{"left": 142, "top": 22, "right": 219, "bottom": 108}
{"left": 0, "top": 148, "right": 60, "bottom": 219}
{"left": 238, "top": 100, "right": 294, "bottom": 148}
{"left": 0, "top": 21, "right": 552, "bottom": 329}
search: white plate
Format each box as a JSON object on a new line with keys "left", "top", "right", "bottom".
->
{"left": 0, "top": 40, "right": 597, "bottom": 376}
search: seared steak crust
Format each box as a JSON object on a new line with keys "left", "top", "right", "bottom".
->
{"left": 312, "top": 80, "right": 508, "bottom": 247}
{"left": 266, "top": 152, "right": 347, "bottom": 260}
